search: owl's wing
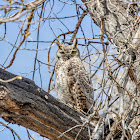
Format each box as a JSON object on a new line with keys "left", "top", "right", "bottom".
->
{"left": 68, "top": 57, "right": 94, "bottom": 113}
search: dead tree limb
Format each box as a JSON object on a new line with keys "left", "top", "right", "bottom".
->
{"left": 0, "top": 68, "right": 89, "bottom": 140}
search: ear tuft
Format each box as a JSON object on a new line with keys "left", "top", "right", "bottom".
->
{"left": 56, "top": 39, "right": 62, "bottom": 49}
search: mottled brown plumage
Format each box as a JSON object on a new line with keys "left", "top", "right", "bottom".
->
{"left": 55, "top": 39, "right": 93, "bottom": 113}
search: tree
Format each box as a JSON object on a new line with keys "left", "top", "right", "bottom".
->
{"left": 0, "top": 0, "right": 139, "bottom": 139}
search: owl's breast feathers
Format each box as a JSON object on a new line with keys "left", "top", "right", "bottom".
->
{"left": 55, "top": 57, "right": 93, "bottom": 113}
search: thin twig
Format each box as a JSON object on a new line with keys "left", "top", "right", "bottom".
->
{"left": 0, "top": 121, "right": 21, "bottom": 140}
{"left": 4, "top": 9, "right": 35, "bottom": 69}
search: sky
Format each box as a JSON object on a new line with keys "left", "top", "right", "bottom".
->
{"left": 0, "top": 0, "right": 103, "bottom": 139}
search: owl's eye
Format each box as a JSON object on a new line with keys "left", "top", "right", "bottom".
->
{"left": 60, "top": 51, "right": 65, "bottom": 54}
{"left": 72, "top": 51, "right": 76, "bottom": 54}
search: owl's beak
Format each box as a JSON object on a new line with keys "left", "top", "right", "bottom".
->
{"left": 67, "top": 54, "right": 70, "bottom": 59}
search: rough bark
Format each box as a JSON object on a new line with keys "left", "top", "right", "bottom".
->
{"left": 83, "top": 0, "right": 137, "bottom": 43}
{"left": 0, "top": 68, "right": 89, "bottom": 140}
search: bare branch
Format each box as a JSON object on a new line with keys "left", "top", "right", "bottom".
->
{"left": 0, "top": 68, "right": 89, "bottom": 140}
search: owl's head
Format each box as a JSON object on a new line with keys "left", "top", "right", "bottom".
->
{"left": 56, "top": 39, "right": 80, "bottom": 60}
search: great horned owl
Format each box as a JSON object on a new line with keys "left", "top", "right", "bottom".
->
{"left": 55, "top": 39, "right": 93, "bottom": 113}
